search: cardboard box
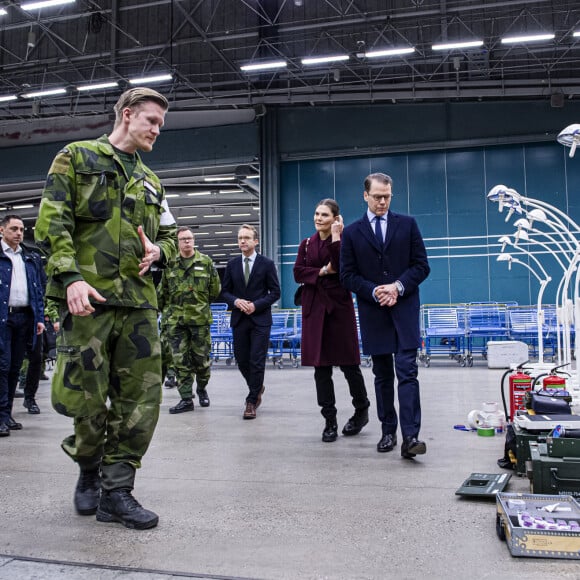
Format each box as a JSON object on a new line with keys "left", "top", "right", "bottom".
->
{"left": 487, "top": 340, "right": 529, "bottom": 369}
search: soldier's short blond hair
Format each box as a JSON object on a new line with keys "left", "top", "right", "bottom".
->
{"left": 113, "top": 87, "right": 169, "bottom": 126}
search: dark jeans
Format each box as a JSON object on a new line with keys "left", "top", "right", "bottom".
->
{"left": 24, "top": 329, "right": 44, "bottom": 400}
{"left": 0, "top": 309, "right": 33, "bottom": 422}
{"left": 371, "top": 350, "right": 422, "bottom": 439}
{"left": 314, "top": 365, "right": 370, "bottom": 421}
{"left": 232, "top": 317, "right": 271, "bottom": 404}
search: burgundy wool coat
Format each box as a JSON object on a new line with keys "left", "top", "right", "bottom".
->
{"left": 293, "top": 233, "right": 361, "bottom": 367}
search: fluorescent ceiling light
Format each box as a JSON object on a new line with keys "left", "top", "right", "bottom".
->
{"left": 302, "top": 55, "right": 349, "bottom": 65}
{"left": 0, "top": 95, "right": 18, "bottom": 102}
{"left": 204, "top": 176, "right": 235, "bottom": 182}
{"left": 432, "top": 40, "right": 483, "bottom": 51}
{"left": 203, "top": 214, "right": 224, "bottom": 218}
{"left": 128, "top": 74, "right": 172, "bottom": 85}
{"left": 22, "top": 88, "right": 67, "bottom": 98}
{"left": 240, "top": 60, "right": 287, "bottom": 72}
{"left": 203, "top": 244, "right": 219, "bottom": 248}
{"left": 13, "top": 204, "right": 34, "bottom": 209}
{"left": 187, "top": 192, "right": 212, "bottom": 196}
{"left": 195, "top": 232, "right": 209, "bottom": 236}
{"left": 365, "top": 47, "right": 415, "bottom": 58}
{"left": 177, "top": 215, "right": 197, "bottom": 220}
{"left": 231, "top": 213, "right": 252, "bottom": 217}
{"left": 574, "top": 31, "right": 580, "bottom": 38}
{"left": 501, "top": 33, "right": 555, "bottom": 44}
{"left": 164, "top": 194, "right": 180, "bottom": 198}
{"left": 246, "top": 174, "right": 259, "bottom": 179}
{"left": 22, "top": 0, "right": 75, "bottom": 10}
{"left": 77, "top": 81, "right": 118, "bottom": 92}
{"left": 0, "top": 8, "right": 7, "bottom": 16}
{"left": 219, "top": 189, "right": 243, "bottom": 194}
{"left": 215, "top": 230, "right": 233, "bottom": 234}
{"left": 213, "top": 254, "right": 227, "bottom": 257}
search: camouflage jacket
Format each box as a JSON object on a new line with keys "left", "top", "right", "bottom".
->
{"left": 35, "top": 134, "right": 177, "bottom": 310}
{"left": 158, "top": 250, "right": 221, "bottom": 326}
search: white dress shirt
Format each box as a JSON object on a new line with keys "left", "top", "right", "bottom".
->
{"left": 1, "top": 240, "right": 29, "bottom": 306}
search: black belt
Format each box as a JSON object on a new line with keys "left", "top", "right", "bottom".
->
{"left": 8, "top": 306, "right": 31, "bottom": 314}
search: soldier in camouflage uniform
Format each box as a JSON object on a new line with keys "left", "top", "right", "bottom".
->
{"left": 158, "top": 227, "right": 221, "bottom": 413}
{"left": 35, "top": 88, "right": 177, "bottom": 530}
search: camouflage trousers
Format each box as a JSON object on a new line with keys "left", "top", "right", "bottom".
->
{"left": 52, "top": 305, "right": 162, "bottom": 490}
{"left": 163, "top": 321, "right": 212, "bottom": 399}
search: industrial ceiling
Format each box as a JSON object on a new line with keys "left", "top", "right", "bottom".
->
{"left": 1, "top": 0, "right": 579, "bottom": 265}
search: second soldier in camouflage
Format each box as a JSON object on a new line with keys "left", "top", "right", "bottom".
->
{"left": 158, "top": 226, "right": 221, "bottom": 413}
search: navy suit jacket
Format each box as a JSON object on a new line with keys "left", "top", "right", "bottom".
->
{"left": 221, "top": 253, "right": 281, "bottom": 327}
{"left": 340, "top": 211, "right": 430, "bottom": 354}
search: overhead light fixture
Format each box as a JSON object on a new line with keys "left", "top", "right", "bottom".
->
{"left": 204, "top": 176, "right": 235, "bottom": 182}
{"left": 240, "top": 60, "right": 287, "bottom": 72}
{"left": 177, "top": 215, "right": 197, "bottom": 220}
{"left": 246, "top": 174, "right": 259, "bottom": 179}
{"left": 0, "top": 8, "right": 7, "bottom": 16}
{"left": 77, "top": 81, "right": 118, "bottom": 92}
{"left": 219, "top": 189, "right": 243, "bottom": 194}
{"left": 432, "top": 40, "right": 484, "bottom": 51}
{"left": 22, "top": 87, "right": 67, "bottom": 98}
{"left": 365, "top": 47, "right": 415, "bottom": 58}
{"left": 202, "top": 214, "right": 224, "bottom": 218}
{"left": 231, "top": 213, "right": 252, "bottom": 217}
{"left": 187, "top": 192, "right": 212, "bottom": 196}
{"left": 302, "top": 55, "right": 349, "bottom": 65}
{"left": 574, "top": 31, "right": 580, "bottom": 38}
{"left": 164, "top": 194, "right": 180, "bottom": 198}
{"left": 22, "top": 0, "right": 75, "bottom": 10}
{"left": 203, "top": 244, "right": 220, "bottom": 248}
{"left": 215, "top": 230, "right": 233, "bottom": 234}
{"left": 128, "top": 74, "right": 172, "bottom": 85}
{"left": 0, "top": 95, "right": 18, "bottom": 102}
{"left": 13, "top": 204, "right": 34, "bottom": 210}
{"left": 501, "top": 33, "right": 555, "bottom": 44}
{"left": 194, "top": 232, "right": 210, "bottom": 236}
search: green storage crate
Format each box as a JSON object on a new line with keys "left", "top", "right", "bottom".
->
{"left": 530, "top": 442, "right": 580, "bottom": 498}
{"left": 547, "top": 431, "right": 580, "bottom": 459}
{"left": 514, "top": 422, "right": 550, "bottom": 476}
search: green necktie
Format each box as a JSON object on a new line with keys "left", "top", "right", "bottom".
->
{"left": 244, "top": 257, "right": 250, "bottom": 285}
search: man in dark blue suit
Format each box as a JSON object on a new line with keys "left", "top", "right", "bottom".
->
{"left": 222, "top": 224, "right": 281, "bottom": 419}
{"left": 340, "top": 173, "right": 430, "bottom": 459}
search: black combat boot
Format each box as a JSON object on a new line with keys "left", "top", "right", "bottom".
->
{"left": 74, "top": 468, "right": 101, "bottom": 515}
{"left": 322, "top": 419, "right": 338, "bottom": 442}
{"left": 96, "top": 489, "right": 159, "bottom": 529}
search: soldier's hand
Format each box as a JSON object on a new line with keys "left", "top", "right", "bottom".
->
{"left": 67, "top": 280, "right": 106, "bottom": 316}
{"left": 138, "top": 225, "right": 161, "bottom": 276}
{"left": 36, "top": 322, "right": 45, "bottom": 335}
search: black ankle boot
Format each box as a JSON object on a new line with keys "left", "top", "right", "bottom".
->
{"left": 96, "top": 489, "right": 159, "bottom": 529}
{"left": 74, "top": 468, "right": 101, "bottom": 515}
{"left": 322, "top": 419, "right": 338, "bottom": 442}
{"left": 342, "top": 407, "right": 369, "bottom": 436}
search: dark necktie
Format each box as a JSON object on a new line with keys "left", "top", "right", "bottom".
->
{"left": 244, "top": 257, "right": 250, "bottom": 285}
{"left": 374, "top": 216, "right": 383, "bottom": 243}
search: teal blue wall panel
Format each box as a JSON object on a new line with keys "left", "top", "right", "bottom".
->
{"left": 280, "top": 141, "right": 580, "bottom": 309}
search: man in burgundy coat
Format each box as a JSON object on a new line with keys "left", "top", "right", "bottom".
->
{"left": 340, "top": 173, "right": 430, "bottom": 459}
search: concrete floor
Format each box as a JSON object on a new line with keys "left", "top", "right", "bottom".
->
{"left": 1, "top": 358, "right": 580, "bottom": 580}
